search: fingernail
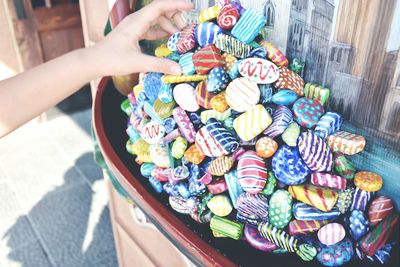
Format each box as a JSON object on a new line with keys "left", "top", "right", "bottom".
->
{"left": 172, "top": 65, "right": 181, "bottom": 75}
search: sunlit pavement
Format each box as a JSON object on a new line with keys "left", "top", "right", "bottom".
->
{"left": 0, "top": 109, "right": 117, "bottom": 267}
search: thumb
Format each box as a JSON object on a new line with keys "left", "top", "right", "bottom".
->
{"left": 137, "top": 54, "right": 182, "bottom": 75}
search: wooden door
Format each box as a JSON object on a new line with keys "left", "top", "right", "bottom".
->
{"left": 7, "top": 0, "right": 84, "bottom": 69}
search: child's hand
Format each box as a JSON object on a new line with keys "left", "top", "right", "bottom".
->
{"left": 92, "top": 0, "right": 193, "bottom": 77}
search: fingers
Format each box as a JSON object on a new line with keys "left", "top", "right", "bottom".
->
{"left": 137, "top": 54, "right": 182, "bottom": 75}
{"left": 171, "top": 12, "right": 187, "bottom": 29}
{"left": 158, "top": 15, "right": 180, "bottom": 34}
{"left": 138, "top": 0, "right": 193, "bottom": 24}
{"left": 144, "top": 28, "right": 170, "bottom": 40}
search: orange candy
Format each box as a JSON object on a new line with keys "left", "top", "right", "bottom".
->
{"left": 255, "top": 137, "right": 278, "bottom": 158}
{"left": 184, "top": 143, "right": 206, "bottom": 164}
{"left": 222, "top": 53, "right": 237, "bottom": 72}
{"left": 210, "top": 92, "right": 229, "bottom": 112}
{"left": 354, "top": 171, "right": 383, "bottom": 192}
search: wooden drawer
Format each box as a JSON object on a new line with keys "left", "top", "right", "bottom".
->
{"left": 106, "top": 175, "right": 192, "bottom": 267}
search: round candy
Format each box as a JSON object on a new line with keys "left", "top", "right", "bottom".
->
{"left": 149, "top": 144, "right": 171, "bottom": 168}
{"left": 244, "top": 224, "right": 277, "bottom": 252}
{"left": 318, "top": 223, "right": 345, "bottom": 246}
{"left": 237, "top": 151, "right": 268, "bottom": 194}
{"left": 292, "top": 97, "right": 325, "bottom": 128}
{"left": 217, "top": 3, "right": 239, "bottom": 30}
{"left": 255, "top": 137, "right": 278, "bottom": 158}
{"left": 210, "top": 92, "right": 228, "bottom": 112}
{"left": 225, "top": 77, "right": 260, "bottom": 112}
{"left": 269, "top": 190, "right": 293, "bottom": 229}
{"left": 272, "top": 145, "right": 311, "bottom": 185}
{"left": 207, "top": 156, "right": 233, "bottom": 176}
{"left": 153, "top": 98, "right": 175, "bottom": 119}
{"left": 368, "top": 196, "right": 394, "bottom": 226}
{"left": 348, "top": 210, "right": 369, "bottom": 241}
{"left": 173, "top": 83, "right": 199, "bottom": 112}
{"left": 207, "top": 194, "right": 232, "bottom": 217}
{"left": 354, "top": 171, "right": 383, "bottom": 192}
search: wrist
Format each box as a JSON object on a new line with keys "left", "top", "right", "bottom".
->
{"left": 75, "top": 47, "right": 105, "bottom": 81}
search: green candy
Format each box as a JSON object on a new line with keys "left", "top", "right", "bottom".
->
{"left": 269, "top": 189, "right": 293, "bottom": 229}
{"left": 171, "top": 136, "right": 187, "bottom": 159}
{"left": 140, "top": 163, "right": 156, "bottom": 178}
{"left": 334, "top": 152, "right": 356, "bottom": 179}
{"left": 210, "top": 216, "right": 243, "bottom": 240}
{"left": 120, "top": 98, "right": 133, "bottom": 116}
{"left": 289, "top": 58, "right": 305, "bottom": 74}
{"left": 336, "top": 187, "right": 354, "bottom": 214}
{"left": 261, "top": 172, "right": 277, "bottom": 196}
{"left": 282, "top": 122, "right": 300, "bottom": 147}
{"left": 223, "top": 116, "right": 235, "bottom": 129}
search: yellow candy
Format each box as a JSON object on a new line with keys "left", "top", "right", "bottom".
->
{"left": 161, "top": 74, "right": 207, "bottom": 84}
{"left": 208, "top": 156, "right": 233, "bottom": 176}
{"left": 171, "top": 136, "right": 188, "bottom": 159}
{"left": 233, "top": 104, "right": 272, "bottom": 141}
{"left": 133, "top": 84, "right": 144, "bottom": 101}
{"left": 136, "top": 151, "right": 153, "bottom": 163}
{"left": 212, "top": 230, "right": 227, "bottom": 238}
{"left": 184, "top": 144, "right": 205, "bottom": 164}
{"left": 154, "top": 98, "right": 175, "bottom": 119}
{"left": 198, "top": 6, "right": 220, "bottom": 22}
{"left": 210, "top": 92, "right": 229, "bottom": 112}
{"left": 155, "top": 44, "right": 172, "bottom": 57}
{"left": 288, "top": 184, "right": 338, "bottom": 212}
{"left": 207, "top": 195, "right": 232, "bottom": 217}
{"left": 222, "top": 53, "right": 237, "bottom": 72}
{"left": 127, "top": 138, "right": 150, "bottom": 155}
{"left": 200, "top": 109, "right": 231, "bottom": 124}
{"left": 354, "top": 171, "right": 383, "bottom": 192}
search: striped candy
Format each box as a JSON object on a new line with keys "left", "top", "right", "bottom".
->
{"left": 274, "top": 67, "right": 305, "bottom": 96}
{"left": 210, "top": 216, "right": 243, "bottom": 240}
{"left": 292, "top": 202, "right": 340, "bottom": 221}
{"left": 350, "top": 187, "right": 374, "bottom": 212}
{"left": 317, "top": 223, "right": 345, "bottom": 246}
{"left": 298, "top": 132, "right": 333, "bottom": 172}
{"left": 195, "top": 22, "right": 223, "bottom": 47}
{"left": 217, "top": 4, "right": 239, "bottom": 30}
{"left": 215, "top": 33, "right": 251, "bottom": 58}
{"left": 173, "top": 83, "right": 199, "bottom": 112}
{"left": 225, "top": 77, "right": 260, "bottom": 113}
{"left": 158, "top": 82, "right": 173, "bottom": 103}
{"left": 179, "top": 52, "right": 195, "bottom": 75}
{"left": 314, "top": 112, "right": 342, "bottom": 140}
{"left": 207, "top": 156, "right": 233, "bottom": 176}
{"left": 171, "top": 136, "right": 187, "bottom": 159}
{"left": 172, "top": 107, "right": 196, "bottom": 143}
{"left": 231, "top": 9, "right": 266, "bottom": 44}
{"left": 177, "top": 24, "right": 196, "bottom": 53}
{"left": 259, "top": 41, "right": 289, "bottom": 67}
{"left": 224, "top": 170, "right": 244, "bottom": 209}
{"left": 206, "top": 177, "right": 228, "bottom": 194}
{"left": 326, "top": 131, "right": 366, "bottom": 155}
{"left": 258, "top": 222, "right": 317, "bottom": 261}
{"left": 244, "top": 224, "right": 278, "bottom": 252}
{"left": 237, "top": 151, "right": 268, "bottom": 194}
{"left": 304, "top": 82, "right": 330, "bottom": 106}
{"left": 310, "top": 172, "right": 347, "bottom": 190}
{"left": 233, "top": 104, "right": 272, "bottom": 142}
{"left": 198, "top": 5, "right": 220, "bottom": 22}
{"left": 195, "top": 81, "right": 215, "bottom": 109}
{"left": 143, "top": 72, "right": 163, "bottom": 104}
{"left": 200, "top": 109, "right": 231, "bottom": 124}
{"left": 358, "top": 214, "right": 398, "bottom": 257}
{"left": 333, "top": 152, "right": 356, "bottom": 179}
{"left": 143, "top": 101, "right": 162, "bottom": 124}
{"left": 288, "top": 220, "right": 328, "bottom": 236}
{"left": 192, "top": 44, "right": 224, "bottom": 75}
{"left": 236, "top": 193, "right": 269, "bottom": 222}
{"left": 195, "top": 118, "right": 239, "bottom": 157}
{"left": 288, "top": 184, "right": 338, "bottom": 212}
{"left": 368, "top": 196, "right": 394, "bottom": 226}
{"left": 263, "top": 105, "right": 292, "bottom": 138}
{"left": 161, "top": 74, "right": 207, "bottom": 84}
{"left": 207, "top": 194, "right": 232, "bottom": 217}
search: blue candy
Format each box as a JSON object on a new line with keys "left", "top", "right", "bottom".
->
{"left": 195, "top": 22, "right": 223, "bottom": 47}
{"left": 126, "top": 125, "right": 141, "bottom": 143}
{"left": 259, "top": 84, "right": 273, "bottom": 104}
{"left": 229, "top": 59, "right": 242, "bottom": 79}
{"left": 158, "top": 82, "right": 173, "bottom": 103}
{"left": 271, "top": 90, "right": 299, "bottom": 105}
{"left": 314, "top": 112, "right": 343, "bottom": 140}
{"left": 189, "top": 112, "right": 202, "bottom": 129}
{"left": 179, "top": 53, "right": 195, "bottom": 75}
{"left": 176, "top": 182, "right": 190, "bottom": 198}
{"left": 272, "top": 145, "right": 311, "bottom": 185}
{"left": 163, "top": 117, "right": 176, "bottom": 133}
{"left": 250, "top": 46, "right": 267, "bottom": 58}
{"left": 263, "top": 105, "right": 292, "bottom": 138}
{"left": 140, "top": 163, "right": 155, "bottom": 178}
{"left": 163, "top": 182, "right": 180, "bottom": 197}
{"left": 205, "top": 118, "right": 239, "bottom": 154}
{"left": 317, "top": 239, "right": 354, "bottom": 267}
{"left": 231, "top": 9, "right": 266, "bottom": 44}
{"left": 143, "top": 72, "right": 163, "bottom": 103}
{"left": 293, "top": 202, "right": 340, "bottom": 221}
{"left": 143, "top": 101, "right": 162, "bottom": 123}
{"left": 148, "top": 176, "right": 163, "bottom": 193}
{"left": 350, "top": 187, "right": 374, "bottom": 212}
{"left": 167, "top": 32, "right": 180, "bottom": 52}
{"left": 348, "top": 210, "right": 369, "bottom": 241}
{"left": 206, "top": 67, "right": 229, "bottom": 93}
{"left": 224, "top": 169, "right": 244, "bottom": 209}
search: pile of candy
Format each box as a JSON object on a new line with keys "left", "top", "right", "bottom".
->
{"left": 120, "top": 1, "right": 399, "bottom": 266}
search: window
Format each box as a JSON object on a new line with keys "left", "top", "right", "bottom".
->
{"left": 265, "top": 2, "right": 275, "bottom": 27}
{"left": 337, "top": 48, "right": 342, "bottom": 63}
{"left": 396, "top": 74, "right": 400, "bottom": 88}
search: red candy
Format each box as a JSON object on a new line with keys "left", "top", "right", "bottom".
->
{"left": 177, "top": 24, "right": 196, "bottom": 53}
{"left": 217, "top": 4, "right": 239, "bottom": 30}
{"left": 192, "top": 44, "right": 224, "bottom": 75}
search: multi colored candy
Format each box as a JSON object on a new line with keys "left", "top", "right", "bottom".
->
{"left": 237, "top": 150, "right": 268, "bottom": 194}
{"left": 210, "top": 216, "right": 243, "bottom": 240}
{"left": 318, "top": 223, "right": 346, "bottom": 246}
{"left": 288, "top": 219, "right": 328, "bottom": 236}
{"left": 326, "top": 131, "right": 366, "bottom": 155}
{"left": 288, "top": 184, "right": 338, "bottom": 212}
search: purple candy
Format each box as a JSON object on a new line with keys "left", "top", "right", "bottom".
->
{"left": 244, "top": 224, "right": 278, "bottom": 252}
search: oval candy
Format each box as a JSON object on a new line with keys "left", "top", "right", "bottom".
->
{"left": 317, "top": 239, "right": 354, "bottom": 267}
{"left": 173, "top": 83, "right": 199, "bottom": 112}
{"left": 260, "top": 41, "right": 289, "bottom": 67}
{"left": 368, "top": 196, "right": 394, "bottom": 226}
{"left": 171, "top": 136, "right": 187, "bottom": 159}
{"left": 210, "top": 92, "right": 228, "bottom": 112}
{"left": 293, "top": 202, "right": 340, "bottom": 221}
{"left": 282, "top": 122, "right": 300, "bottom": 147}
{"left": 236, "top": 193, "right": 269, "bottom": 222}
{"left": 207, "top": 194, "right": 233, "bottom": 217}
{"left": 317, "top": 223, "right": 345, "bottom": 246}
{"left": 237, "top": 151, "right": 268, "bottom": 194}
{"left": 149, "top": 144, "right": 171, "bottom": 168}
{"left": 263, "top": 105, "right": 292, "bottom": 138}
{"left": 293, "top": 97, "right": 325, "bottom": 128}
{"left": 354, "top": 171, "right": 383, "bottom": 192}
{"left": 288, "top": 184, "right": 338, "bottom": 212}
{"left": 274, "top": 67, "right": 305, "bottom": 96}
{"left": 238, "top": 58, "right": 279, "bottom": 84}
{"left": 206, "top": 66, "right": 229, "bottom": 94}
{"left": 269, "top": 190, "right": 293, "bottom": 229}
{"left": 167, "top": 32, "right": 180, "bottom": 52}
{"left": 224, "top": 170, "right": 244, "bottom": 209}
{"left": 195, "top": 22, "right": 223, "bottom": 47}
{"left": 207, "top": 156, "right": 233, "bottom": 176}
{"left": 153, "top": 98, "right": 175, "bottom": 119}
{"left": 172, "top": 107, "right": 196, "bottom": 143}
{"left": 255, "top": 137, "right": 278, "bottom": 158}
{"left": 348, "top": 210, "right": 369, "bottom": 241}
{"left": 288, "top": 220, "right": 328, "bottom": 236}
{"left": 225, "top": 77, "right": 260, "bottom": 112}
{"left": 206, "top": 177, "right": 228, "bottom": 194}
{"left": 298, "top": 132, "right": 333, "bottom": 172}
{"left": 195, "top": 81, "right": 215, "bottom": 109}
{"left": 310, "top": 172, "right": 347, "bottom": 190}
{"left": 271, "top": 89, "right": 298, "bottom": 105}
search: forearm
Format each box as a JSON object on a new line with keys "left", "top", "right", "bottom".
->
{"left": 0, "top": 47, "right": 100, "bottom": 137}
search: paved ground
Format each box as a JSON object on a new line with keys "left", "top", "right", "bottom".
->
{"left": 0, "top": 109, "right": 118, "bottom": 267}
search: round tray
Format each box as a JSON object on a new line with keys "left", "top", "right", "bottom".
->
{"left": 93, "top": 77, "right": 399, "bottom": 267}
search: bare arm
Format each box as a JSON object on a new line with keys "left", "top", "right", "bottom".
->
{"left": 0, "top": 0, "right": 192, "bottom": 138}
